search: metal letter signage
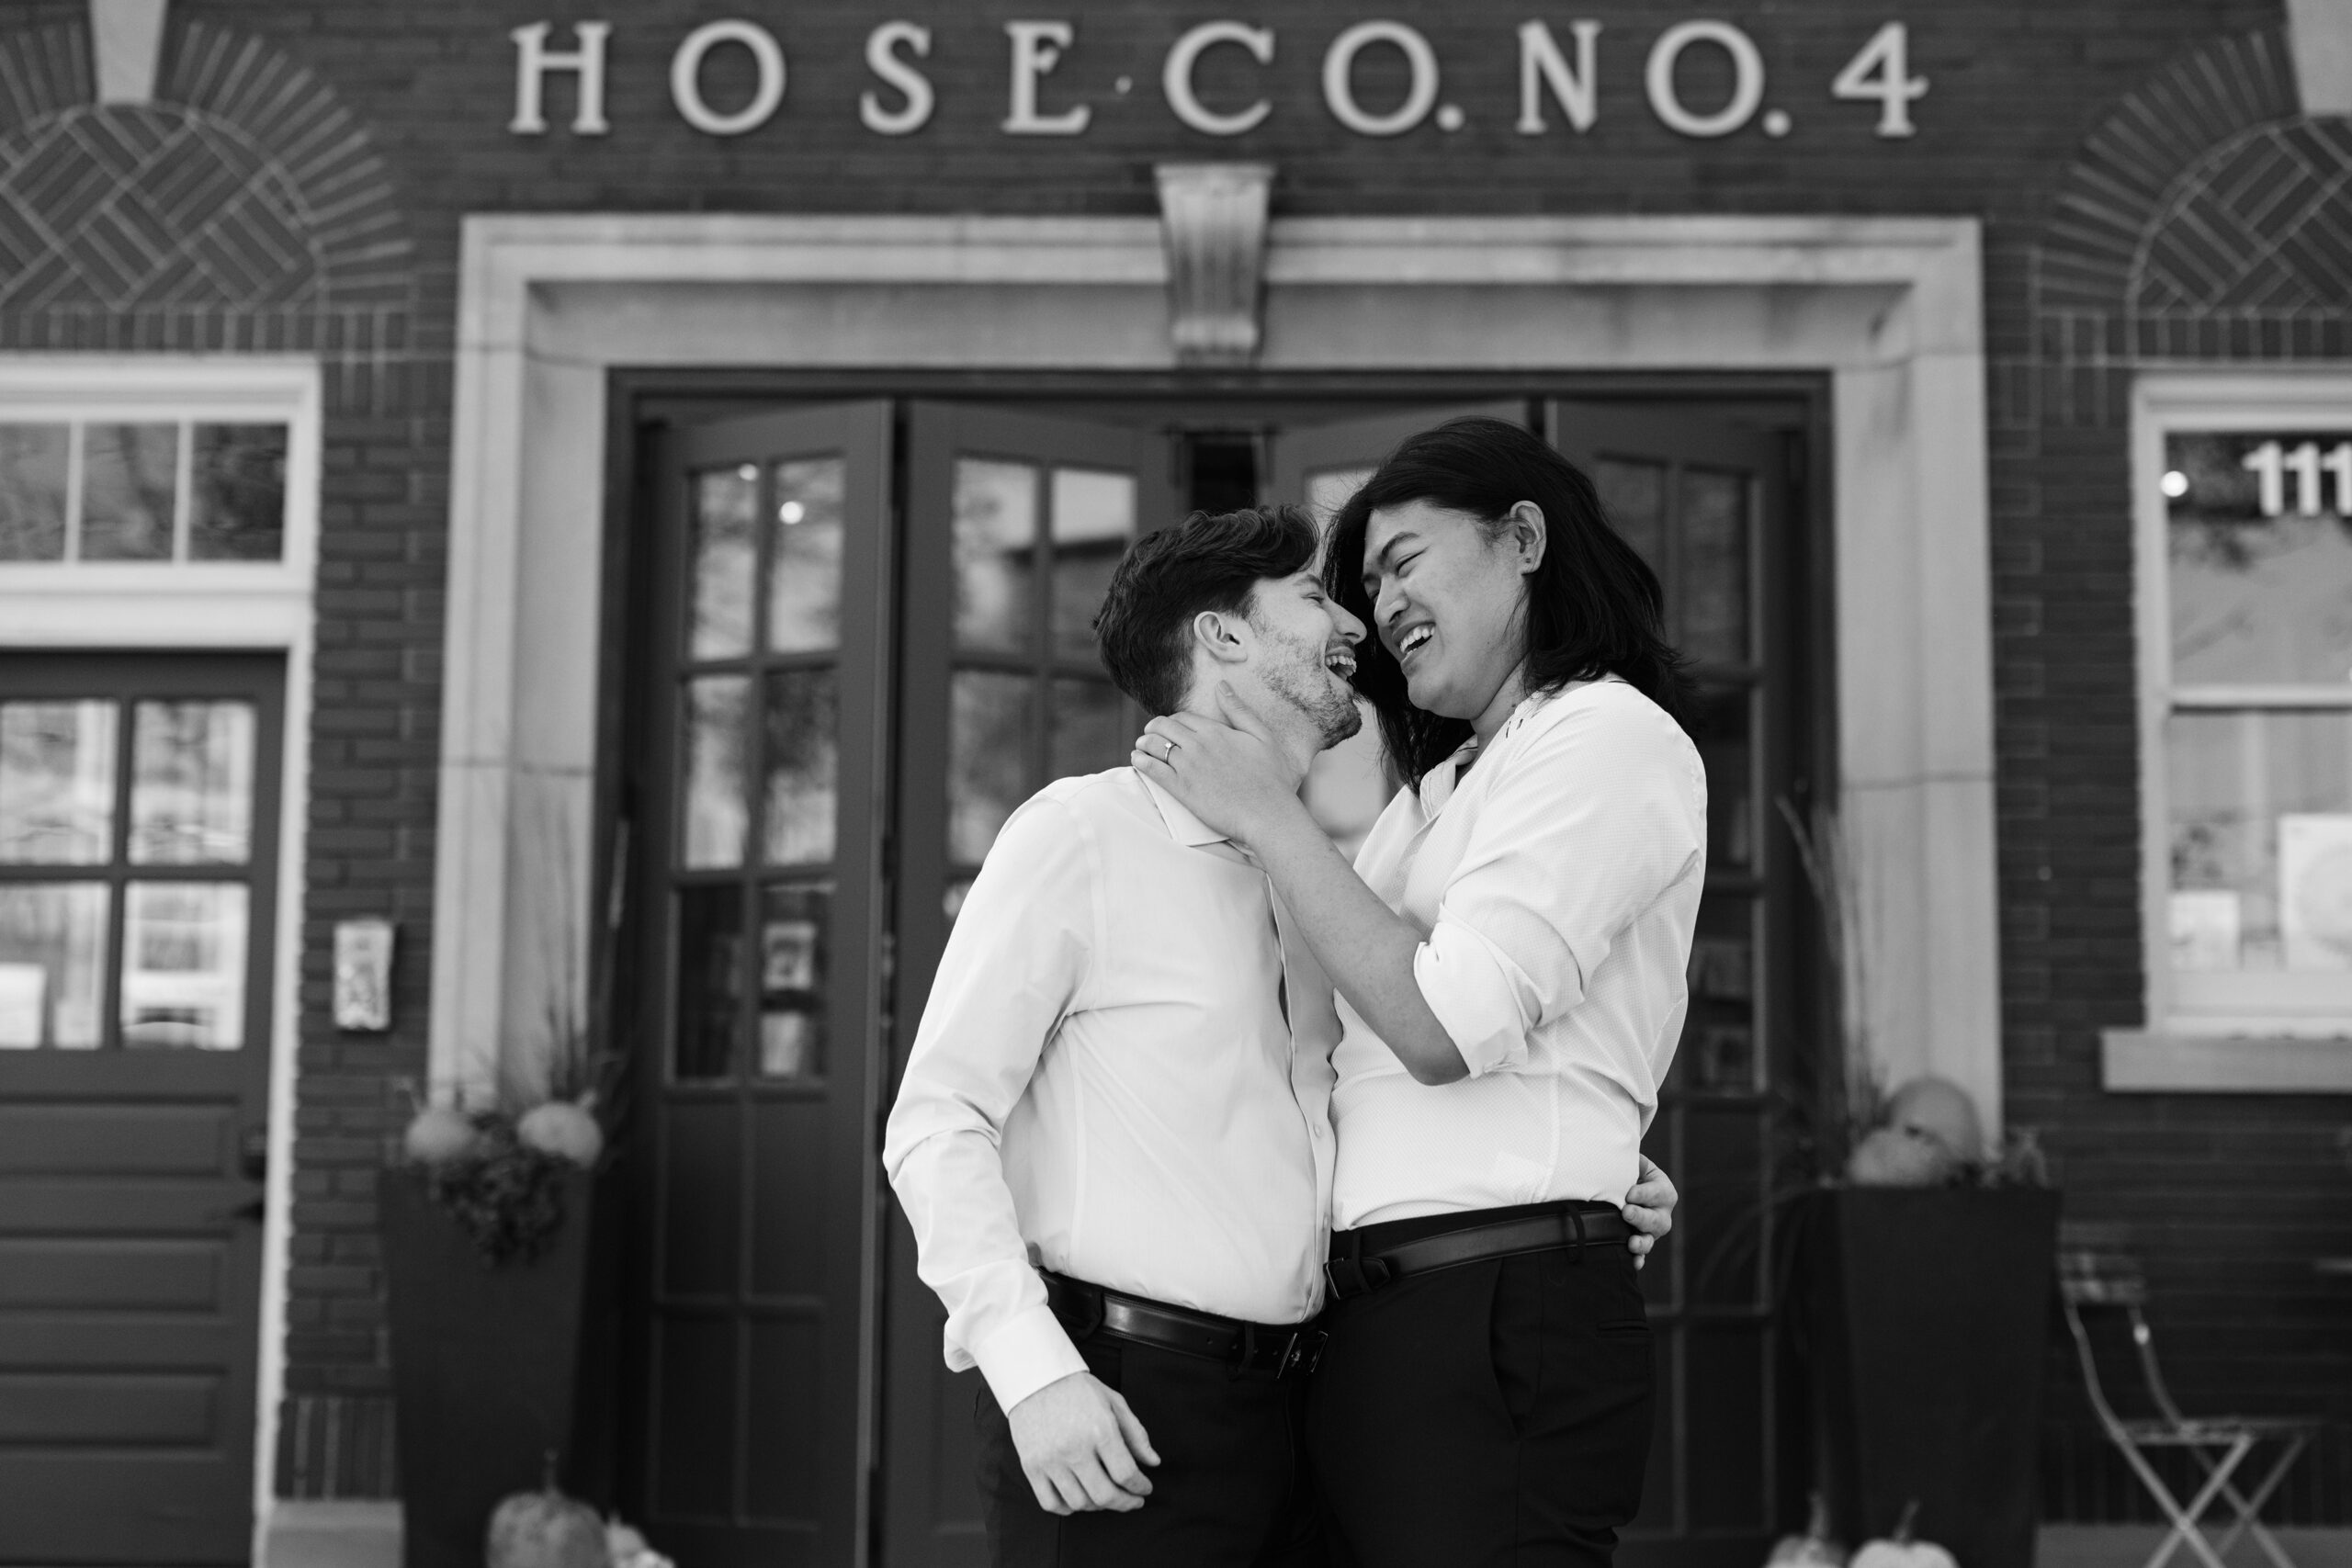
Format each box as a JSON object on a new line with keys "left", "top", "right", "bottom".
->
{"left": 509, "top": 20, "right": 611, "bottom": 135}
{"left": 1645, "top": 20, "right": 1765, "bottom": 138}
{"left": 1164, "top": 21, "right": 1276, "bottom": 136}
{"left": 1003, "top": 19, "right": 1091, "bottom": 134}
{"left": 1322, "top": 21, "right": 1440, "bottom": 137}
{"left": 1517, "top": 20, "right": 1601, "bottom": 135}
{"left": 862, "top": 20, "right": 935, "bottom": 135}
{"left": 499, "top": 16, "right": 1934, "bottom": 144}
{"left": 672, "top": 19, "right": 788, "bottom": 136}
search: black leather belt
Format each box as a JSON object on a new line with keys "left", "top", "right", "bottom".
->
{"left": 1043, "top": 1271, "right": 1325, "bottom": 1379}
{"left": 1324, "top": 1202, "right": 1634, "bottom": 1301}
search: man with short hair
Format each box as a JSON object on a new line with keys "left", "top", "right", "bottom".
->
{"left": 885, "top": 507, "right": 1668, "bottom": 1568}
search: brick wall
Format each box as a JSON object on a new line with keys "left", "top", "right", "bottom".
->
{"left": 3, "top": 0, "right": 2346, "bottom": 1512}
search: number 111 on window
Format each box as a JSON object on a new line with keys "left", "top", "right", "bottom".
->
{"left": 2241, "top": 439, "right": 2352, "bottom": 518}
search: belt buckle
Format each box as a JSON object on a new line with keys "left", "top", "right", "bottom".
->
{"left": 1322, "top": 1254, "right": 1393, "bottom": 1301}
{"left": 1281, "top": 1327, "right": 1328, "bottom": 1379}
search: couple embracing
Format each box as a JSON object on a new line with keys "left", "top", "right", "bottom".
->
{"left": 885, "top": 418, "right": 1709, "bottom": 1568}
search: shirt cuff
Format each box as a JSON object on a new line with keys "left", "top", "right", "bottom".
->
{"left": 970, "top": 1301, "right": 1090, "bottom": 1413}
{"left": 1414, "top": 917, "right": 1541, "bottom": 1078}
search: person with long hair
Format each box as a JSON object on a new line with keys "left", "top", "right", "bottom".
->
{"left": 1132, "top": 416, "right": 1705, "bottom": 1567}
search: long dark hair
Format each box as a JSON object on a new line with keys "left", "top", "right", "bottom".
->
{"left": 1324, "top": 416, "right": 1690, "bottom": 785}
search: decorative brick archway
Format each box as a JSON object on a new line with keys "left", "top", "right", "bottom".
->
{"left": 0, "top": 13, "right": 413, "bottom": 407}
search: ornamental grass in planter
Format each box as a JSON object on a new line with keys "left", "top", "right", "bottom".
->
{"left": 380, "top": 1031, "right": 625, "bottom": 1568}
{"left": 1775, "top": 801, "right": 2061, "bottom": 1568}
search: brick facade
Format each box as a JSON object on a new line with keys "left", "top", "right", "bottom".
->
{"left": 0, "top": 0, "right": 2345, "bottom": 1517}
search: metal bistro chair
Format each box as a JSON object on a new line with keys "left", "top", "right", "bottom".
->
{"left": 2058, "top": 1247, "right": 2321, "bottom": 1568}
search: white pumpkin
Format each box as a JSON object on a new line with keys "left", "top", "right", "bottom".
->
{"left": 1850, "top": 1501, "right": 1958, "bottom": 1568}
{"left": 1766, "top": 1493, "right": 1847, "bottom": 1568}
{"left": 1885, "top": 1076, "right": 1984, "bottom": 1164}
{"left": 517, "top": 1100, "right": 604, "bottom": 1168}
{"left": 1845, "top": 1126, "right": 1959, "bottom": 1188}
{"left": 401, "top": 1104, "right": 480, "bottom": 1165}
{"left": 485, "top": 1466, "right": 605, "bottom": 1568}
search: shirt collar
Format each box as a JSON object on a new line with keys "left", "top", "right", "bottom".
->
{"left": 1137, "top": 770, "right": 1229, "bottom": 848}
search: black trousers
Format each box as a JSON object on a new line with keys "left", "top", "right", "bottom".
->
{"left": 975, "top": 1330, "right": 1324, "bottom": 1568}
{"left": 1308, "top": 1207, "right": 1656, "bottom": 1568}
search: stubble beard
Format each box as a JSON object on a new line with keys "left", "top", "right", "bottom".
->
{"left": 1258, "top": 625, "right": 1364, "bottom": 750}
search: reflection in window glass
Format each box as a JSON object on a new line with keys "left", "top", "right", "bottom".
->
{"left": 682, "top": 677, "right": 750, "bottom": 869}
{"left": 189, "top": 423, "right": 287, "bottom": 561}
{"left": 81, "top": 423, "right": 178, "bottom": 561}
{"left": 954, "top": 458, "right": 1037, "bottom": 653}
{"left": 130, "top": 701, "right": 254, "bottom": 864}
{"left": 2168, "top": 514, "right": 2352, "bottom": 688}
{"left": 689, "top": 466, "right": 758, "bottom": 660}
{"left": 0, "top": 882, "right": 108, "bottom": 1048}
{"left": 0, "top": 702, "right": 117, "bottom": 863}
{"left": 769, "top": 457, "right": 845, "bottom": 654}
{"left": 1680, "top": 468, "right": 1748, "bottom": 665}
{"left": 0, "top": 423, "right": 69, "bottom": 560}
{"left": 951, "top": 671, "right": 1035, "bottom": 864}
{"left": 2168, "top": 709, "right": 2352, "bottom": 973}
{"left": 120, "top": 882, "right": 247, "bottom": 1049}
{"left": 1048, "top": 679, "right": 1126, "bottom": 784}
{"left": 1049, "top": 468, "right": 1135, "bottom": 661}
{"left": 763, "top": 670, "right": 839, "bottom": 865}
{"left": 1594, "top": 457, "right": 1666, "bottom": 573}
{"left": 673, "top": 884, "right": 741, "bottom": 1081}
{"left": 757, "top": 882, "right": 831, "bottom": 1080}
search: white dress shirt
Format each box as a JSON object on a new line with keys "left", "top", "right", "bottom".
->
{"left": 884, "top": 767, "right": 1340, "bottom": 1413}
{"left": 1331, "top": 677, "right": 1707, "bottom": 1230}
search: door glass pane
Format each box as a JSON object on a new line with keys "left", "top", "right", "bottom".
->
{"left": 682, "top": 676, "right": 750, "bottom": 869}
{"left": 0, "top": 701, "right": 117, "bottom": 863}
{"left": 1049, "top": 468, "right": 1135, "bottom": 660}
{"left": 768, "top": 456, "right": 845, "bottom": 654}
{"left": 1686, "top": 686, "right": 1754, "bottom": 869}
{"left": 0, "top": 883, "right": 107, "bottom": 1048}
{"left": 120, "top": 882, "right": 247, "bottom": 1049}
{"left": 1595, "top": 457, "right": 1666, "bottom": 573}
{"left": 1679, "top": 468, "right": 1748, "bottom": 665}
{"left": 950, "top": 671, "right": 1035, "bottom": 865}
{"left": 2168, "top": 709, "right": 2352, "bottom": 972}
{"left": 82, "top": 423, "right": 178, "bottom": 561}
{"left": 763, "top": 670, "right": 839, "bottom": 866}
{"left": 757, "top": 882, "right": 830, "bottom": 1081}
{"left": 1683, "top": 1103, "right": 1764, "bottom": 1309}
{"left": 1306, "top": 466, "right": 1374, "bottom": 528}
{"left": 1682, "top": 900, "right": 1758, "bottom": 1096}
{"left": 0, "top": 423, "right": 69, "bottom": 560}
{"left": 189, "top": 423, "right": 288, "bottom": 561}
{"left": 2167, "top": 468, "right": 2352, "bottom": 686}
{"left": 674, "top": 884, "right": 741, "bottom": 1081}
{"left": 1048, "top": 678, "right": 1126, "bottom": 783}
{"left": 689, "top": 465, "right": 758, "bottom": 660}
{"left": 954, "top": 458, "right": 1038, "bottom": 653}
{"left": 129, "top": 701, "right": 254, "bottom": 864}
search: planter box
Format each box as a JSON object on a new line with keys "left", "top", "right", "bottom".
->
{"left": 1803, "top": 1187, "right": 2063, "bottom": 1568}
{"left": 379, "top": 1167, "right": 614, "bottom": 1568}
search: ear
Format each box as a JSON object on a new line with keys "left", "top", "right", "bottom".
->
{"left": 1502, "top": 501, "right": 1547, "bottom": 575}
{"left": 1189, "top": 607, "right": 1252, "bottom": 668}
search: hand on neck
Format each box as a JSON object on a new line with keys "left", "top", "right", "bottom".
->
{"left": 1180, "top": 675, "right": 1318, "bottom": 784}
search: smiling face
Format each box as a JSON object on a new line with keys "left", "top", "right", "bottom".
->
{"left": 1360, "top": 498, "right": 1542, "bottom": 728}
{"left": 1225, "top": 570, "right": 1368, "bottom": 749}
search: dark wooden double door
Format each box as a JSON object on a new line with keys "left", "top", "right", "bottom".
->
{"left": 618, "top": 394, "right": 1820, "bottom": 1567}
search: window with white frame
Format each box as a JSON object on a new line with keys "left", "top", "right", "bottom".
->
{"left": 2137, "top": 375, "right": 2352, "bottom": 1038}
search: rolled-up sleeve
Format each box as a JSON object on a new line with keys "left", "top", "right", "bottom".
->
{"left": 1414, "top": 698, "right": 1705, "bottom": 1078}
{"left": 882, "top": 795, "right": 1095, "bottom": 1411}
